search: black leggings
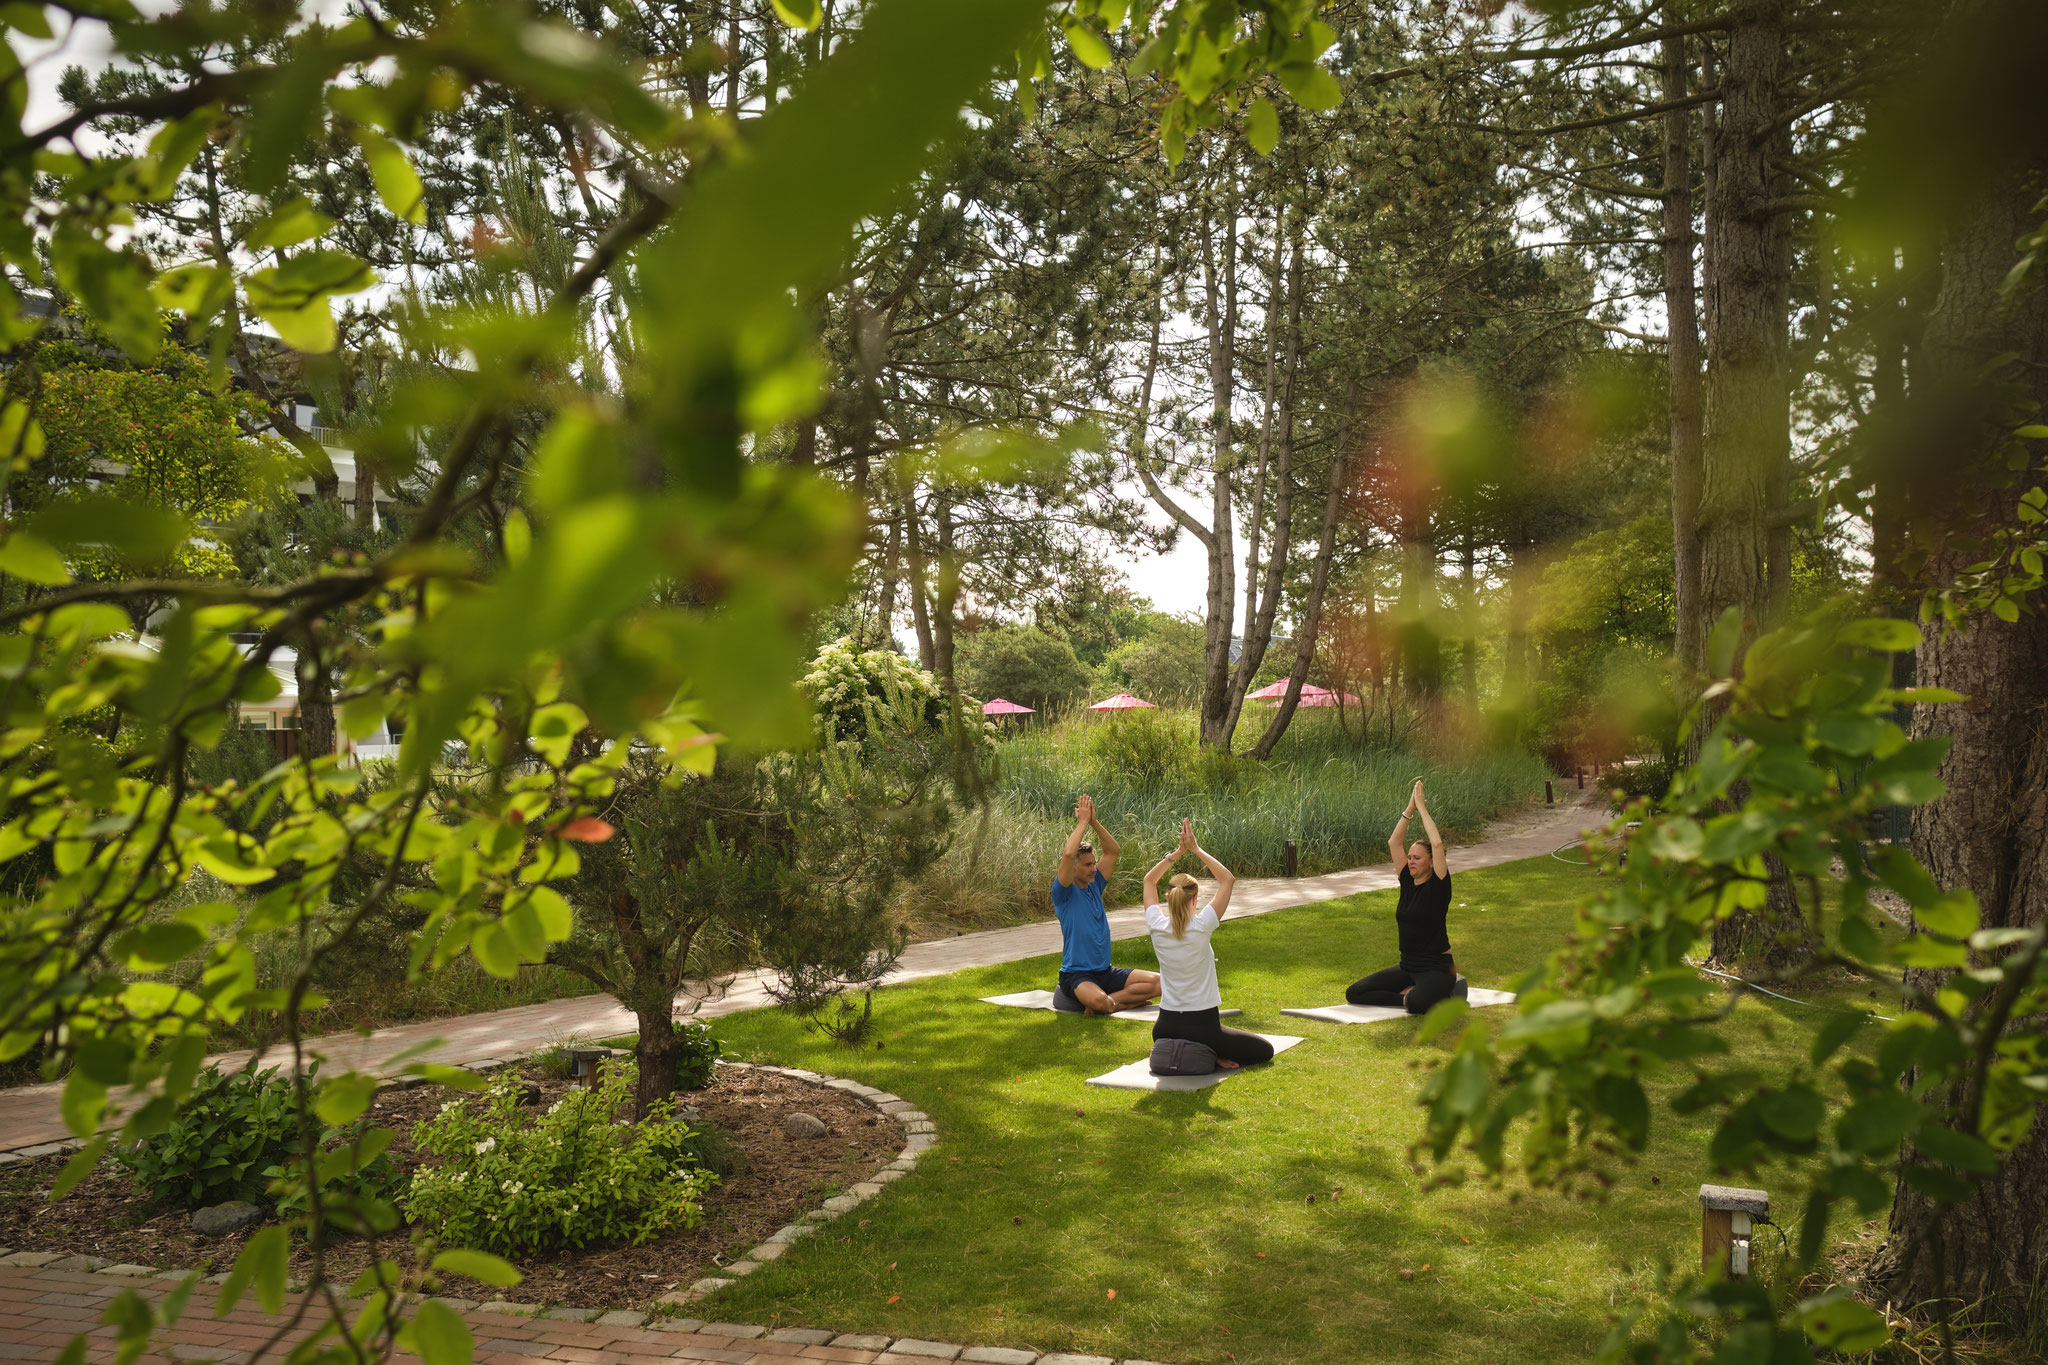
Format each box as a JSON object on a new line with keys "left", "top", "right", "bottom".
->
{"left": 1347, "top": 966, "right": 1457, "bottom": 1015}
{"left": 1152, "top": 1007, "right": 1275, "bottom": 1066}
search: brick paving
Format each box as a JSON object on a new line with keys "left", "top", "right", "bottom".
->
{"left": 0, "top": 793, "right": 1598, "bottom": 1157}
{"left": 0, "top": 1262, "right": 1174, "bottom": 1365}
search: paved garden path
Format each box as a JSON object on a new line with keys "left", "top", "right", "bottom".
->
{"left": 0, "top": 793, "right": 1601, "bottom": 1157}
{"left": 0, "top": 1260, "right": 1149, "bottom": 1365}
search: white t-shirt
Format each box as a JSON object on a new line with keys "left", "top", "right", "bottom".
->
{"left": 1145, "top": 901, "right": 1222, "bottom": 1012}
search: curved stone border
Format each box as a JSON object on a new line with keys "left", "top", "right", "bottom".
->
{"left": 656, "top": 1057, "right": 933, "bottom": 1305}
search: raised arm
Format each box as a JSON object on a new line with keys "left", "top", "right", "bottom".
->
{"left": 1414, "top": 783, "right": 1447, "bottom": 878}
{"left": 1057, "top": 795, "right": 1093, "bottom": 887}
{"left": 1089, "top": 808, "right": 1122, "bottom": 878}
{"left": 1389, "top": 784, "right": 1416, "bottom": 864}
{"left": 1142, "top": 850, "right": 1176, "bottom": 908}
{"left": 1192, "top": 839, "right": 1236, "bottom": 918}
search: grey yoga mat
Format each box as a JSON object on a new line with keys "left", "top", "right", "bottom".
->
{"left": 979, "top": 989, "right": 1241, "bottom": 1021}
{"left": 1280, "top": 987, "right": 1517, "bottom": 1024}
{"left": 1084, "top": 1034, "right": 1304, "bottom": 1092}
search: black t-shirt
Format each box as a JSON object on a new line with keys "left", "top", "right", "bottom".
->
{"left": 1395, "top": 866, "right": 1453, "bottom": 971}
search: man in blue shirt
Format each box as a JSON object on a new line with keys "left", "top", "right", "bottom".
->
{"left": 1051, "top": 794, "right": 1160, "bottom": 1014}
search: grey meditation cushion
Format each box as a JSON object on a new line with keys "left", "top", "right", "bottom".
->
{"left": 1452, "top": 975, "right": 1469, "bottom": 999}
{"left": 1149, "top": 1038, "right": 1218, "bottom": 1076}
{"left": 1052, "top": 986, "right": 1086, "bottom": 1013}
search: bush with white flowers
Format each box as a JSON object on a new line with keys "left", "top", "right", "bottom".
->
{"left": 803, "top": 636, "right": 997, "bottom": 751}
{"left": 402, "top": 1068, "right": 714, "bottom": 1257}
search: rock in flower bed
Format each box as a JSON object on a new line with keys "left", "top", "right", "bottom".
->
{"left": 0, "top": 1064, "right": 901, "bottom": 1310}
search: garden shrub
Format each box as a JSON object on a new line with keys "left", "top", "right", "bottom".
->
{"left": 670, "top": 1019, "right": 722, "bottom": 1092}
{"left": 671, "top": 1118, "right": 744, "bottom": 1179}
{"left": 119, "top": 1065, "right": 303, "bottom": 1207}
{"left": 1087, "top": 712, "right": 1194, "bottom": 787}
{"left": 402, "top": 1067, "right": 716, "bottom": 1256}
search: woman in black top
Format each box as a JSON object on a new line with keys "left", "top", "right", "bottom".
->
{"left": 1346, "top": 780, "right": 1458, "bottom": 1015}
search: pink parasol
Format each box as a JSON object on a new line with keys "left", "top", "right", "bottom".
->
{"left": 1088, "top": 692, "right": 1158, "bottom": 711}
{"left": 1247, "top": 677, "right": 1306, "bottom": 700}
{"left": 981, "top": 697, "right": 1036, "bottom": 716}
{"left": 1288, "top": 689, "right": 1362, "bottom": 708}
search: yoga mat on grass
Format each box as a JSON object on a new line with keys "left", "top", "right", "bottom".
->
{"left": 979, "top": 990, "right": 1240, "bottom": 1021}
{"left": 1281, "top": 987, "right": 1517, "bottom": 1025}
{"left": 1085, "top": 1034, "right": 1304, "bottom": 1092}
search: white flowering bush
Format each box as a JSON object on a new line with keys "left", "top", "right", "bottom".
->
{"left": 802, "top": 637, "right": 996, "bottom": 752}
{"left": 401, "top": 1068, "right": 714, "bottom": 1257}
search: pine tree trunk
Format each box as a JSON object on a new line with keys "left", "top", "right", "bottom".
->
{"left": 1699, "top": 0, "right": 1800, "bottom": 970}
{"left": 1197, "top": 168, "right": 1239, "bottom": 750}
{"left": 354, "top": 460, "right": 376, "bottom": 529}
{"left": 1662, "top": 32, "right": 1707, "bottom": 695}
{"left": 1222, "top": 226, "right": 1304, "bottom": 745}
{"left": 1252, "top": 443, "right": 1347, "bottom": 760}
{"left": 296, "top": 645, "right": 335, "bottom": 758}
{"left": 1694, "top": 0, "right": 1792, "bottom": 675}
{"left": 1877, "top": 107, "right": 2048, "bottom": 1324}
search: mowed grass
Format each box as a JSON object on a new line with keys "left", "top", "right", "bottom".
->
{"left": 699, "top": 855, "right": 1892, "bottom": 1364}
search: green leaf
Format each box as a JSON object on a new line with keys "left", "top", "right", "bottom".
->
{"left": 246, "top": 249, "right": 377, "bottom": 354}
{"left": 1810, "top": 1011, "right": 1869, "bottom": 1066}
{"left": 406, "top": 1297, "right": 473, "bottom": 1365}
{"left": 1914, "top": 1122, "right": 1997, "bottom": 1174}
{"left": 218, "top": 1223, "right": 289, "bottom": 1316}
{"left": 314, "top": 1071, "right": 378, "bottom": 1126}
{"left": 116, "top": 922, "right": 204, "bottom": 970}
{"left": 245, "top": 196, "right": 335, "bottom": 251}
{"left": 49, "top": 226, "right": 159, "bottom": 361}
{"left": 341, "top": 690, "right": 393, "bottom": 743}
{"left": 30, "top": 496, "right": 188, "bottom": 565}
{"left": 770, "top": 0, "right": 822, "bottom": 29}
{"left": 1593, "top": 1073, "right": 1648, "bottom": 1148}
{"left": 1837, "top": 617, "right": 1921, "bottom": 652}
{"left": 1435, "top": 1051, "right": 1488, "bottom": 1117}
{"left": 1707, "top": 606, "right": 1743, "bottom": 677}
{"left": 353, "top": 126, "right": 427, "bottom": 225}
{"left": 0, "top": 532, "right": 70, "bottom": 585}
{"left": 1889, "top": 933, "right": 1968, "bottom": 969}
{"left": 511, "top": 885, "right": 573, "bottom": 941}
{"left": 1244, "top": 96, "right": 1279, "bottom": 155}
{"left": 1901, "top": 1163, "right": 1972, "bottom": 1202}
{"left": 1915, "top": 890, "right": 1979, "bottom": 939}
{"left": 1275, "top": 62, "right": 1341, "bottom": 111}
{"left": 1063, "top": 23, "right": 1111, "bottom": 69}
{"left": 1836, "top": 1091, "right": 1922, "bottom": 1155}
{"left": 244, "top": 40, "right": 334, "bottom": 193}
{"left": 1797, "top": 1294, "right": 1889, "bottom": 1351}
{"left": 1414, "top": 995, "right": 1469, "bottom": 1042}
{"left": 469, "top": 921, "right": 520, "bottom": 978}
{"left": 192, "top": 839, "right": 276, "bottom": 886}
{"left": 1757, "top": 1084, "right": 1825, "bottom": 1142}
{"left": 430, "top": 1249, "right": 523, "bottom": 1288}
{"left": 1647, "top": 817, "right": 1704, "bottom": 862}
{"left": 51, "top": 1134, "right": 110, "bottom": 1199}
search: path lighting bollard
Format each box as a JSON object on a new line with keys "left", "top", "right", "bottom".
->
{"left": 1284, "top": 840, "right": 1298, "bottom": 877}
{"left": 1545, "top": 780, "right": 1554, "bottom": 805}
{"left": 1699, "top": 1184, "right": 1770, "bottom": 1280}
{"left": 568, "top": 1046, "right": 621, "bottom": 1086}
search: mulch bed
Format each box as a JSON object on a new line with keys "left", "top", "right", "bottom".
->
{"left": 0, "top": 1065, "right": 901, "bottom": 1311}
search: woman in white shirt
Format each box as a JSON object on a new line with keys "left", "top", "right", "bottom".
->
{"left": 1142, "top": 819, "right": 1274, "bottom": 1069}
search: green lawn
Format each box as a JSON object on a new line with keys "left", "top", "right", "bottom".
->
{"left": 699, "top": 855, "right": 1890, "bottom": 1365}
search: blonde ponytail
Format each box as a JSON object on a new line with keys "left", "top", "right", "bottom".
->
{"left": 1166, "top": 872, "right": 1200, "bottom": 938}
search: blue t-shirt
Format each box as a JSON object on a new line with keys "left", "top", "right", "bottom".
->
{"left": 1050, "top": 869, "right": 1112, "bottom": 973}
